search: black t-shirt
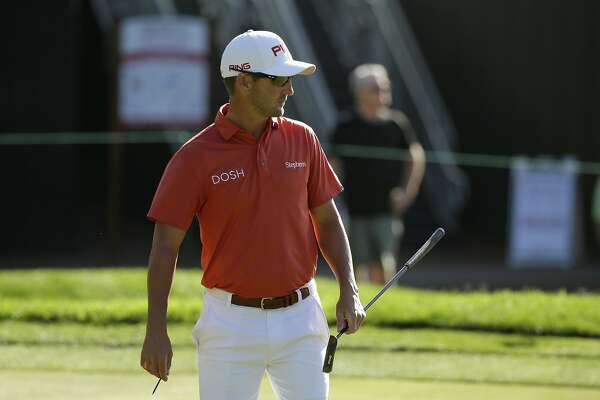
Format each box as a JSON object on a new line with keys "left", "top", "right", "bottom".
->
{"left": 331, "top": 109, "right": 417, "bottom": 216}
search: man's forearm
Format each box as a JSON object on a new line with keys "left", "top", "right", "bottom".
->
{"left": 311, "top": 199, "right": 365, "bottom": 333}
{"left": 404, "top": 143, "right": 426, "bottom": 203}
{"left": 146, "top": 246, "right": 178, "bottom": 333}
{"left": 313, "top": 209, "right": 358, "bottom": 295}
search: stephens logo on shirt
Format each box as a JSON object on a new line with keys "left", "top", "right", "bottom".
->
{"left": 212, "top": 169, "right": 245, "bottom": 185}
{"left": 285, "top": 161, "right": 306, "bottom": 169}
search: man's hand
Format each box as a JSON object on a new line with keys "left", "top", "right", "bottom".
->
{"left": 336, "top": 290, "right": 366, "bottom": 334}
{"left": 141, "top": 331, "right": 173, "bottom": 381}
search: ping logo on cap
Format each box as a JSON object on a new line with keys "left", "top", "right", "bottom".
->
{"left": 229, "top": 63, "right": 251, "bottom": 72}
{"left": 271, "top": 44, "right": 286, "bottom": 56}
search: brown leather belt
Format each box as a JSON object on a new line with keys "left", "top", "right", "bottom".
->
{"left": 231, "top": 287, "right": 310, "bottom": 310}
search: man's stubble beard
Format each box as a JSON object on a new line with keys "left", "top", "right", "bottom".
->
{"left": 253, "top": 98, "right": 285, "bottom": 118}
{"left": 249, "top": 86, "right": 286, "bottom": 118}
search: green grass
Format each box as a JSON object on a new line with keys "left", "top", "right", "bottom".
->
{"left": 2, "top": 322, "right": 599, "bottom": 389}
{"left": 2, "top": 267, "right": 600, "bottom": 398}
{"left": 3, "top": 342, "right": 599, "bottom": 388}
{"left": 4, "top": 371, "right": 599, "bottom": 400}
{"left": 1, "top": 268, "right": 599, "bottom": 336}
{"left": 1, "top": 322, "right": 599, "bottom": 398}
{"left": 3, "top": 322, "right": 600, "bottom": 359}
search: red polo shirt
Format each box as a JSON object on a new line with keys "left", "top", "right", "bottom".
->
{"left": 148, "top": 104, "right": 343, "bottom": 297}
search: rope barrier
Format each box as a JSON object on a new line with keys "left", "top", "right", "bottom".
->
{"left": 331, "top": 145, "right": 600, "bottom": 176}
{"left": 2, "top": 132, "right": 600, "bottom": 175}
{"left": 0, "top": 131, "right": 194, "bottom": 145}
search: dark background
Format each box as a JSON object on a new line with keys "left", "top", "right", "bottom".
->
{"left": 402, "top": 0, "right": 600, "bottom": 244}
{"left": 1, "top": 1, "right": 599, "bottom": 266}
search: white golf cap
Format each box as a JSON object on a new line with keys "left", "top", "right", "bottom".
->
{"left": 220, "top": 30, "right": 316, "bottom": 78}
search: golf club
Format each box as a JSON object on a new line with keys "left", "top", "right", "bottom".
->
{"left": 322, "top": 227, "right": 445, "bottom": 373}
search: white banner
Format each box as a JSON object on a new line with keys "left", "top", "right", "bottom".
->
{"left": 508, "top": 157, "right": 579, "bottom": 268}
{"left": 117, "top": 16, "right": 209, "bottom": 129}
{"left": 120, "top": 16, "right": 208, "bottom": 55}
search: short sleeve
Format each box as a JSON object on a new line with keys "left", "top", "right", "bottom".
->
{"left": 147, "top": 150, "right": 204, "bottom": 231}
{"left": 392, "top": 111, "right": 418, "bottom": 145}
{"left": 306, "top": 127, "right": 344, "bottom": 209}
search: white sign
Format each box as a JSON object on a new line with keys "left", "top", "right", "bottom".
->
{"left": 508, "top": 158, "right": 579, "bottom": 268}
{"left": 117, "top": 16, "right": 210, "bottom": 129}
{"left": 120, "top": 16, "right": 208, "bottom": 55}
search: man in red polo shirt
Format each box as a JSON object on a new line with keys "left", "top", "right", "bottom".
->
{"left": 140, "top": 30, "right": 365, "bottom": 399}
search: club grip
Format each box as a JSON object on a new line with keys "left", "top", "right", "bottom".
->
{"left": 322, "top": 335, "right": 339, "bottom": 373}
{"left": 405, "top": 227, "right": 445, "bottom": 268}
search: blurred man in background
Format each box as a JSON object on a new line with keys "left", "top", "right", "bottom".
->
{"left": 331, "top": 64, "right": 425, "bottom": 284}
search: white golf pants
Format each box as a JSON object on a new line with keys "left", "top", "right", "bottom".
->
{"left": 192, "top": 279, "right": 330, "bottom": 400}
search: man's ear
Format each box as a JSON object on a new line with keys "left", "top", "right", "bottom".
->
{"left": 236, "top": 74, "right": 254, "bottom": 92}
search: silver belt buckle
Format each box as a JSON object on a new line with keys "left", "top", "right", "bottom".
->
{"left": 260, "top": 297, "right": 275, "bottom": 309}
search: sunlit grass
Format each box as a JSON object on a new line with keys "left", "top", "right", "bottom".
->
{"left": 1, "top": 268, "right": 599, "bottom": 336}
{"left": 1, "top": 268, "right": 600, "bottom": 398}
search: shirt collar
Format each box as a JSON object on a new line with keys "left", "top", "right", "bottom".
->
{"left": 215, "top": 103, "right": 279, "bottom": 141}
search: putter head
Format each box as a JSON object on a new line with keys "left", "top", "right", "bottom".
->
{"left": 322, "top": 335, "right": 338, "bottom": 373}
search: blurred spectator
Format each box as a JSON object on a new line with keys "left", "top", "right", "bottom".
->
{"left": 330, "top": 64, "right": 425, "bottom": 284}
